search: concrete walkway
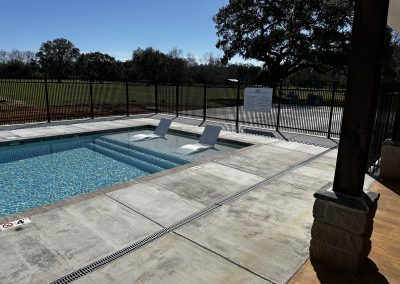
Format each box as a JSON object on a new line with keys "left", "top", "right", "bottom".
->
{"left": 0, "top": 118, "right": 374, "bottom": 284}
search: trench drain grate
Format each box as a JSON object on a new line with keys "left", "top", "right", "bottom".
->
{"left": 52, "top": 146, "right": 336, "bottom": 284}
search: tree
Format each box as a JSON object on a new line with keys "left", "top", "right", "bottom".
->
{"left": 165, "top": 47, "right": 187, "bottom": 81}
{"left": 185, "top": 53, "right": 198, "bottom": 67}
{"left": 22, "top": 51, "right": 37, "bottom": 64}
{"left": 382, "top": 28, "right": 400, "bottom": 79}
{"left": 198, "top": 52, "right": 225, "bottom": 82}
{"left": 7, "top": 49, "right": 25, "bottom": 62}
{"left": 36, "top": 38, "right": 80, "bottom": 80}
{"left": 392, "top": 41, "right": 400, "bottom": 79}
{"left": 0, "top": 50, "right": 39, "bottom": 77}
{"left": 7, "top": 50, "right": 36, "bottom": 64}
{"left": 0, "top": 50, "right": 6, "bottom": 63}
{"left": 132, "top": 47, "right": 168, "bottom": 81}
{"left": 213, "top": 0, "right": 353, "bottom": 80}
{"left": 76, "top": 52, "right": 120, "bottom": 81}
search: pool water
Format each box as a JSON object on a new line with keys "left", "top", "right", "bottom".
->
{"left": 0, "top": 128, "right": 242, "bottom": 217}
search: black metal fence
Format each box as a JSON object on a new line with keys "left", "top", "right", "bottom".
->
{"left": 156, "top": 80, "right": 346, "bottom": 138}
{"left": 0, "top": 76, "right": 399, "bottom": 173}
{"left": 0, "top": 77, "right": 155, "bottom": 124}
{"left": 368, "top": 82, "right": 400, "bottom": 173}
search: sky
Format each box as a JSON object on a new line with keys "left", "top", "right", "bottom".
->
{"left": 0, "top": 0, "right": 259, "bottom": 64}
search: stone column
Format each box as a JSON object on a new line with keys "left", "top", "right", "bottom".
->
{"left": 309, "top": 0, "right": 389, "bottom": 275}
{"left": 310, "top": 189, "right": 379, "bottom": 274}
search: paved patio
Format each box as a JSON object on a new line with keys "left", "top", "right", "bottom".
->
{"left": 0, "top": 117, "right": 374, "bottom": 283}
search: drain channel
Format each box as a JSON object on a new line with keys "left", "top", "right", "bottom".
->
{"left": 215, "top": 146, "right": 336, "bottom": 206}
{"left": 52, "top": 204, "right": 221, "bottom": 284}
{"left": 52, "top": 146, "right": 336, "bottom": 284}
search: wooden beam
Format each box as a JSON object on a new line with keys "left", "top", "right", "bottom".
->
{"left": 333, "top": 0, "right": 390, "bottom": 196}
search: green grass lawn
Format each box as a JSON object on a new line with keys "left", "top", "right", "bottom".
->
{"left": 0, "top": 81, "right": 154, "bottom": 107}
{"left": 0, "top": 79, "right": 345, "bottom": 124}
{"left": 0, "top": 79, "right": 344, "bottom": 107}
{"left": 0, "top": 80, "right": 243, "bottom": 109}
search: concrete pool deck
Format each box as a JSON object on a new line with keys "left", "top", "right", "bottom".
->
{"left": 0, "top": 118, "right": 375, "bottom": 283}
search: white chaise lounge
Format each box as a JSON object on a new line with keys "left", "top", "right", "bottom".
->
{"left": 175, "top": 125, "right": 222, "bottom": 155}
{"left": 130, "top": 118, "right": 172, "bottom": 141}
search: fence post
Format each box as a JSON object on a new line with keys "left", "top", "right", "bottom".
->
{"left": 383, "top": 83, "right": 392, "bottom": 136}
{"left": 176, "top": 83, "right": 179, "bottom": 117}
{"left": 89, "top": 78, "right": 94, "bottom": 119}
{"left": 327, "top": 80, "right": 337, "bottom": 139}
{"left": 235, "top": 80, "right": 241, "bottom": 133}
{"left": 203, "top": 82, "right": 207, "bottom": 122}
{"left": 392, "top": 87, "right": 400, "bottom": 142}
{"left": 125, "top": 78, "right": 129, "bottom": 116}
{"left": 155, "top": 81, "right": 158, "bottom": 114}
{"left": 276, "top": 79, "right": 283, "bottom": 131}
{"left": 44, "top": 75, "right": 50, "bottom": 123}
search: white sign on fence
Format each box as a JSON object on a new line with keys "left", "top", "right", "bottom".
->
{"left": 244, "top": 87, "right": 273, "bottom": 113}
{"left": 1, "top": 217, "right": 31, "bottom": 232}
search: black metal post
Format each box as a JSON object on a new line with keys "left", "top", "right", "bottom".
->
{"left": 235, "top": 80, "right": 240, "bottom": 133}
{"left": 393, "top": 102, "right": 400, "bottom": 142}
{"left": 175, "top": 83, "right": 179, "bottom": 117}
{"left": 327, "top": 80, "right": 337, "bottom": 138}
{"left": 382, "top": 84, "right": 392, "bottom": 136}
{"left": 333, "top": 0, "right": 390, "bottom": 196}
{"left": 203, "top": 82, "right": 207, "bottom": 122}
{"left": 155, "top": 81, "right": 158, "bottom": 114}
{"left": 89, "top": 79, "right": 94, "bottom": 119}
{"left": 276, "top": 79, "right": 283, "bottom": 131}
{"left": 125, "top": 79, "right": 129, "bottom": 116}
{"left": 44, "top": 75, "right": 50, "bottom": 123}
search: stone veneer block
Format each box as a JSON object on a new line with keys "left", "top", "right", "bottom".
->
{"left": 310, "top": 188, "right": 379, "bottom": 275}
{"left": 311, "top": 221, "right": 350, "bottom": 251}
{"left": 380, "top": 140, "right": 400, "bottom": 180}
{"left": 310, "top": 239, "right": 370, "bottom": 274}
{"left": 312, "top": 196, "right": 377, "bottom": 235}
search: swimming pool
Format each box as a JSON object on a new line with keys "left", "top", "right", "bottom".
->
{"left": 0, "top": 128, "right": 244, "bottom": 217}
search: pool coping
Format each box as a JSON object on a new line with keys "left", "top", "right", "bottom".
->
{"left": 0, "top": 125, "right": 253, "bottom": 148}
{"left": 1, "top": 117, "right": 354, "bottom": 284}
{"left": 0, "top": 120, "right": 266, "bottom": 224}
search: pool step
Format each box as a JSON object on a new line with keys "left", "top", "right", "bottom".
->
{"left": 97, "top": 137, "right": 189, "bottom": 165}
{"left": 94, "top": 139, "right": 181, "bottom": 169}
{"left": 88, "top": 143, "right": 163, "bottom": 174}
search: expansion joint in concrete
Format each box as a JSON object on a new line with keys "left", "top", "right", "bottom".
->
{"left": 173, "top": 231, "right": 276, "bottom": 284}
{"left": 53, "top": 145, "right": 337, "bottom": 283}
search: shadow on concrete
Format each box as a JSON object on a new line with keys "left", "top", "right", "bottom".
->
{"left": 275, "top": 130, "right": 290, "bottom": 141}
{"left": 0, "top": 114, "right": 154, "bottom": 131}
{"left": 243, "top": 128, "right": 277, "bottom": 138}
{"left": 310, "top": 258, "right": 389, "bottom": 284}
{"left": 328, "top": 138, "right": 339, "bottom": 145}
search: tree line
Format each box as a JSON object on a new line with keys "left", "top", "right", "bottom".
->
{"left": 2, "top": 35, "right": 398, "bottom": 84}
{"left": 1, "top": 0, "right": 400, "bottom": 83}
{"left": 0, "top": 40, "right": 265, "bottom": 83}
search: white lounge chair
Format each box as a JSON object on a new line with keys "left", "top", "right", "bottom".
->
{"left": 176, "top": 125, "right": 222, "bottom": 155}
{"left": 130, "top": 118, "right": 172, "bottom": 141}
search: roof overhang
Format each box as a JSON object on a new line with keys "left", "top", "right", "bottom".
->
{"left": 388, "top": 0, "right": 400, "bottom": 34}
